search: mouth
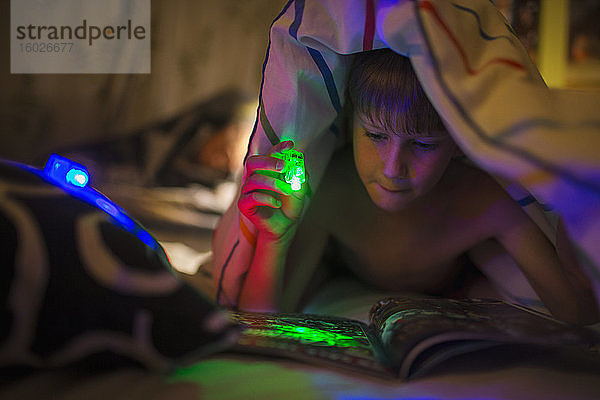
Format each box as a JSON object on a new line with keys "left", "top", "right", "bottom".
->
{"left": 376, "top": 183, "right": 412, "bottom": 193}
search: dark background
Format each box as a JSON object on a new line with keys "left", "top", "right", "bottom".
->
{"left": 0, "top": 0, "right": 285, "bottom": 165}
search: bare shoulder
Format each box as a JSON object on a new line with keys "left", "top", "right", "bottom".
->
{"left": 443, "top": 160, "right": 530, "bottom": 236}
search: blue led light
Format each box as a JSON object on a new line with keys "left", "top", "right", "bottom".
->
{"left": 44, "top": 154, "right": 89, "bottom": 189}
{"left": 66, "top": 168, "right": 89, "bottom": 187}
{"left": 32, "top": 154, "right": 163, "bottom": 254}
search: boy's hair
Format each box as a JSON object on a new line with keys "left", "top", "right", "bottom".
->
{"left": 347, "top": 49, "right": 446, "bottom": 135}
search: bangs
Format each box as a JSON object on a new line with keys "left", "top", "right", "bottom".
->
{"left": 348, "top": 49, "right": 446, "bottom": 135}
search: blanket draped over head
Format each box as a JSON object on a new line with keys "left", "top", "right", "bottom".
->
{"left": 213, "top": 0, "right": 600, "bottom": 309}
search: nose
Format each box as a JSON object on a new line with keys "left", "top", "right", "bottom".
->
{"left": 381, "top": 142, "right": 409, "bottom": 179}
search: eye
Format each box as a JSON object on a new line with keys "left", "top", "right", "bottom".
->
{"left": 364, "top": 131, "right": 388, "bottom": 142}
{"left": 412, "top": 140, "right": 438, "bottom": 151}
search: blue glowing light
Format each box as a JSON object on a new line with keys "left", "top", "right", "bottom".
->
{"left": 66, "top": 168, "right": 89, "bottom": 187}
{"left": 96, "top": 198, "right": 119, "bottom": 217}
{"left": 44, "top": 154, "right": 89, "bottom": 189}
{"left": 135, "top": 228, "right": 156, "bottom": 248}
{"left": 29, "top": 154, "right": 162, "bottom": 254}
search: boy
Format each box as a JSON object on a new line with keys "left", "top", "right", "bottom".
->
{"left": 226, "top": 49, "right": 598, "bottom": 324}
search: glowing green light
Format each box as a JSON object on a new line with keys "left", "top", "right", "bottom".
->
{"left": 273, "top": 147, "right": 305, "bottom": 191}
{"left": 290, "top": 178, "right": 301, "bottom": 191}
{"left": 244, "top": 323, "right": 361, "bottom": 347}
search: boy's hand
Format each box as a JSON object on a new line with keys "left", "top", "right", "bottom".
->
{"left": 238, "top": 141, "right": 308, "bottom": 242}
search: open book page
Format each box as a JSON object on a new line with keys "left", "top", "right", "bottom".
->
{"left": 369, "top": 297, "right": 600, "bottom": 379}
{"left": 227, "top": 311, "right": 395, "bottom": 377}
{"left": 222, "top": 298, "right": 600, "bottom": 380}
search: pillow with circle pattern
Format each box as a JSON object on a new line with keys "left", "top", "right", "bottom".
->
{"left": 0, "top": 159, "right": 239, "bottom": 378}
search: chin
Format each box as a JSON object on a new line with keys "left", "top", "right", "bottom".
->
{"left": 369, "top": 189, "right": 416, "bottom": 212}
{"left": 375, "top": 199, "right": 413, "bottom": 212}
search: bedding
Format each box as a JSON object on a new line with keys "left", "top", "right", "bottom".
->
{"left": 3, "top": 355, "right": 599, "bottom": 400}
{"left": 1, "top": 279, "right": 599, "bottom": 400}
{"left": 0, "top": 160, "right": 239, "bottom": 376}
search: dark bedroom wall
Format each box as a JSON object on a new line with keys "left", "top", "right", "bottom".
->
{"left": 0, "top": 0, "right": 285, "bottom": 164}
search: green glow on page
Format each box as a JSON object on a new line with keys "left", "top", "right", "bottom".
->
{"left": 246, "top": 324, "right": 361, "bottom": 347}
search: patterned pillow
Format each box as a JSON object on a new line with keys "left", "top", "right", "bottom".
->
{"left": 0, "top": 159, "right": 238, "bottom": 377}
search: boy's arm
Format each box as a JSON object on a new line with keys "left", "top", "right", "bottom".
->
{"left": 239, "top": 167, "right": 331, "bottom": 312}
{"left": 468, "top": 239, "right": 544, "bottom": 309}
{"left": 237, "top": 227, "right": 297, "bottom": 312}
{"left": 212, "top": 199, "right": 251, "bottom": 307}
{"left": 491, "top": 198, "right": 599, "bottom": 324}
{"left": 219, "top": 141, "right": 308, "bottom": 312}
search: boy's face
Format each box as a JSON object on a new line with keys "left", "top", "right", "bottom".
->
{"left": 353, "top": 113, "right": 458, "bottom": 212}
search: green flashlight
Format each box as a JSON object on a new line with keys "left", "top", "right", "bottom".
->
{"left": 273, "top": 147, "right": 305, "bottom": 191}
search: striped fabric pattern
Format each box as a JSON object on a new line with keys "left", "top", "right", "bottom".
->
{"left": 213, "top": 0, "right": 600, "bottom": 308}
{"left": 0, "top": 161, "right": 238, "bottom": 375}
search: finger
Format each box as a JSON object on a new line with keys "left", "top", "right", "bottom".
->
{"left": 245, "top": 154, "right": 285, "bottom": 175}
{"left": 244, "top": 141, "right": 295, "bottom": 175}
{"left": 268, "top": 140, "right": 294, "bottom": 156}
{"left": 242, "top": 173, "right": 292, "bottom": 196}
{"left": 238, "top": 192, "right": 282, "bottom": 214}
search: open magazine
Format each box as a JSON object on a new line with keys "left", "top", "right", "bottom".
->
{"left": 227, "top": 297, "right": 600, "bottom": 379}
